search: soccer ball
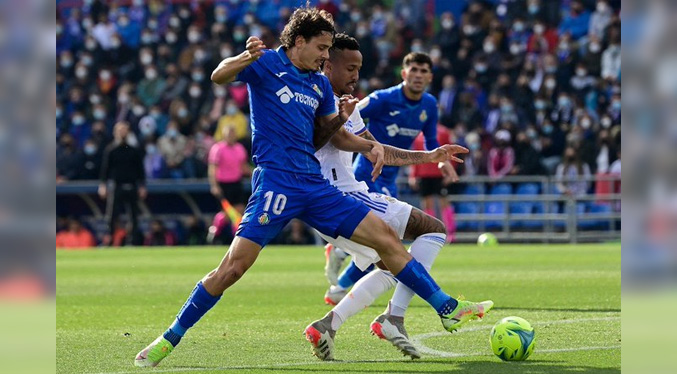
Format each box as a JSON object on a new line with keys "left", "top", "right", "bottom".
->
{"left": 490, "top": 316, "right": 536, "bottom": 361}
{"left": 477, "top": 233, "right": 498, "bottom": 247}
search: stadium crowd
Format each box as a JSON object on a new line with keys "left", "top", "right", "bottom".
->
{"left": 56, "top": 0, "right": 621, "bottom": 247}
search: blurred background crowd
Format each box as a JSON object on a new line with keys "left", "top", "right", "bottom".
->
{"left": 55, "top": 0, "right": 622, "bottom": 246}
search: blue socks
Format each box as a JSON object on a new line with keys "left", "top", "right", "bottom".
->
{"left": 337, "top": 261, "right": 374, "bottom": 289}
{"left": 163, "top": 281, "right": 221, "bottom": 346}
{"left": 394, "top": 259, "right": 458, "bottom": 315}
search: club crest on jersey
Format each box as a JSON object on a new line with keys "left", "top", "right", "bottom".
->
{"left": 419, "top": 110, "right": 428, "bottom": 122}
{"left": 312, "top": 84, "right": 323, "bottom": 98}
{"left": 258, "top": 213, "right": 270, "bottom": 225}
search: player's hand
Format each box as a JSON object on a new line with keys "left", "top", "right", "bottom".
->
{"left": 210, "top": 185, "right": 222, "bottom": 199}
{"left": 408, "top": 177, "right": 419, "bottom": 191}
{"left": 338, "top": 95, "right": 359, "bottom": 122}
{"left": 430, "top": 144, "right": 469, "bottom": 164}
{"left": 244, "top": 36, "right": 266, "bottom": 61}
{"left": 366, "top": 142, "right": 385, "bottom": 182}
{"left": 98, "top": 183, "right": 107, "bottom": 199}
{"left": 439, "top": 161, "right": 460, "bottom": 184}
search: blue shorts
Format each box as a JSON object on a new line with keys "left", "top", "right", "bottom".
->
{"left": 354, "top": 169, "right": 399, "bottom": 198}
{"left": 236, "top": 167, "right": 370, "bottom": 247}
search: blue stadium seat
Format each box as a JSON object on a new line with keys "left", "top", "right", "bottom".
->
{"left": 490, "top": 183, "right": 512, "bottom": 195}
{"left": 579, "top": 203, "right": 613, "bottom": 230}
{"left": 509, "top": 201, "right": 532, "bottom": 229}
{"left": 515, "top": 183, "right": 540, "bottom": 195}
{"left": 485, "top": 201, "right": 506, "bottom": 230}
{"left": 455, "top": 202, "right": 480, "bottom": 231}
{"left": 464, "top": 184, "right": 485, "bottom": 195}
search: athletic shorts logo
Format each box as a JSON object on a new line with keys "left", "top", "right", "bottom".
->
{"left": 258, "top": 213, "right": 270, "bottom": 225}
{"left": 276, "top": 86, "right": 294, "bottom": 104}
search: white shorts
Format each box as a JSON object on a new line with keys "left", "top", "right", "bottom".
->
{"left": 318, "top": 190, "right": 413, "bottom": 271}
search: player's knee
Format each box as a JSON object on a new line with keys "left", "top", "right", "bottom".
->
{"left": 213, "top": 262, "right": 248, "bottom": 287}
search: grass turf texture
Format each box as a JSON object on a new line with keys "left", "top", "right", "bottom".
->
{"left": 57, "top": 244, "right": 620, "bottom": 374}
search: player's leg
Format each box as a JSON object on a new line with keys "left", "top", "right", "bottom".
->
{"left": 134, "top": 236, "right": 262, "bottom": 367}
{"left": 350, "top": 213, "right": 493, "bottom": 333}
{"left": 325, "top": 260, "right": 374, "bottom": 305}
{"left": 323, "top": 242, "right": 349, "bottom": 287}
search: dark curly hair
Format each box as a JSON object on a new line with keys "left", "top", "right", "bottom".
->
{"left": 279, "top": 7, "right": 335, "bottom": 49}
{"left": 330, "top": 33, "right": 360, "bottom": 56}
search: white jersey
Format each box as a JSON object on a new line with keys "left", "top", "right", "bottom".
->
{"left": 315, "top": 95, "right": 369, "bottom": 193}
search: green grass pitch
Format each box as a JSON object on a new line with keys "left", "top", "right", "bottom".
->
{"left": 57, "top": 244, "right": 620, "bottom": 374}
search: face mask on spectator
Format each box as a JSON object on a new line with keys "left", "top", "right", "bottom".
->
{"left": 191, "top": 72, "right": 204, "bottom": 82}
{"left": 509, "top": 44, "right": 521, "bottom": 55}
{"left": 110, "top": 38, "right": 121, "bottom": 49}
{"left": 545, "top": 78, "right": 557, "bottom": 89}
{"left": 56, "top": 25, "right": 63, "bottom": 35}
{"left": 589, "top": 42, "right": 601, "bottom": 53}
{"left": 118, "top": 17, "right": 130, "bottom": 27}
{"left": 543, "top": 124, "right": 554, "bottom": 134}
{"left": 226, "top": 105, "right": 238, "bottom": 115}
{"left": 166, "top": 32, "right": 177, "bottom": 44}
{"left": 350, "top": 12, "right": 361, "bottom": 22}
{"left": 580, "top": 118, "right": 592, "bottom": 129}
{"left": 99, "top": 70, "right": 112, "bottom": 81}
{"left": 141, "top": 34, "right": 153, "bottom": 45}
{"left": 558, "top": 96, "right": 571, "bottom": 107}
{"left": 533, "top": 24, "right": 545, "bottom": 35}
{"left": 145, "top": 69, "right": 157, "bottom": 80}
{"left": 483, "top": 43, "right": 496, "bottom": 54}
{"left": 513, "top": 22, "right": 524, "bottom": 32}
{"left": 411, "top": 42, "right": 423, "bottom": 53}
{"left": 430, "top": 48, "right": 441, "bottom": 59}
{"left": 601, "top": 116, "right": 612, "bottom": 128}
{"left": 85, "top": 39, "right": 97, "bottom": 50}
{"left": 243, "top": 14, "right": 255, "bottom": 25}
{"left": 526, "top": 129, "right": 538, "bottom": 139}
{"left": 356, "top": 26, "right": 368, "bottom": 38}
{"left": 166, "top": 129, "right": 178, "bottom": 138}
{"left": 576, "top": 68, "right": 587, "bottom": 77}
{"left": 442, "top": 19, "right": 454, "bottom": 29}
{"left": 60, "top": 57, "right": 73, "bottom": 68}
{"left": 56, "top": 108, "right": 63, "bottom": 118}
{"left": 528, "top": 4, "right": 540, "bottom": 14}
{"left": 469, "top": 142, "right": 480, "bottom": 151}
{"left": 146, "top": 144, "right": 157, "bottom": 154}
{"left": 216, "top": 12, "right": 227, "bottom": 23}
{"left": 221, "top": 48, "right": 233, "bottom": 59}
{"left": 82, "top": 17, "right": 93, "bottom": 30}
{"left": 178, "top": 108, "right": 188, "bottom": 118}
{"left": 84, "top": 144, "right": 97, "bottom": 155}
{"left": 148, "top": 19, "right": 158, "bottom": 30}
{"left": 611, "top": 100, "right": 621, "bottom": 111}
{"left": 81, "top": 55, "right": 93, "bottom": 66}
{"left": 133, "top": 105, "right": 146, "bottom": 116}
{"left": 75, "top": 67, "right": 88, "bottom": 79}
{"left": 597, "top": 2, "right": 608, "bottom": 12}
{"left": 188, "top": 31, "right": 201, "bottom": 43}
{"left": 118, "top": 93, "right": 130, "bottom": 104}
{"left": 214, "top": 87, "right": 226, "bottom": 98}
{"left": 233, "top": 30, "right": 245, "bottom": 42}
{"left": 133, "top": 0, "right": 144, "bottom": 6}
{"left": 534, "top": 100, "right": 546, "bottom": 110}
{"left": 169, "top": 17, "right": 180, "bottom": 28}
{"left": 474, "top": 63, "right": 488, "bottom": 73}
{"left": 150, "top": 110, "right": 162, "bottom": 119}
{"left": 94, "top": 109, "right": 106, "bottom": 120}
{"left": 140, "top": 53, "right": 153, "bottom": 65}
{"left": 189, "top": 87, "right": 202, "bottom": 98}
{"left": 72, "top": 116, "right": 85, "bottom": 126}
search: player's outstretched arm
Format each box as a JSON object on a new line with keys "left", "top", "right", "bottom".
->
{"left": 313, "top": 95, "right": 359, "bottom": 150}
{"left": 211, "top": 36, "right": 266, "bottom": 85}
{"left": 361, "top": 131, "right": 469, "bottom": 167}
{"left": 329, "top": 128, "right": 385, "bottom": 181}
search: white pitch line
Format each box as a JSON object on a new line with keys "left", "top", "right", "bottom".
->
{"left": 411, "top": 316, "right": 621, "bottom": 358}
{"left": 90, "top": 317, "right": 621, "bottom": 374}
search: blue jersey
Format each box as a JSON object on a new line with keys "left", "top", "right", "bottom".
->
{"left": 236, "top": 47, "right": 336, "bottom": 175}
{"left": 233, "top": 47, "right": 370, "bottom": 247}
{"left": 354, "top": 84, "right": 440, "bottom": 189}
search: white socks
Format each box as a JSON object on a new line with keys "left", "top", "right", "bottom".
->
{"left": 388, "top": 233, "right": 446, "bottom": 317}
{"left": 331, "top": 270, "right": 396, "bottom": 330}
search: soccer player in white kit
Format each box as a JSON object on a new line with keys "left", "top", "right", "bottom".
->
{"left": 304, "top": 33, "right": 478, "bottom": 360}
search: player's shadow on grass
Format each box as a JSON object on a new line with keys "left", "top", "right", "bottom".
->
{"left": 223, "top": 360, "right": 620, "bottom": 374}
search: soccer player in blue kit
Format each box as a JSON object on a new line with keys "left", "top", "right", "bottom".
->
{"left": 133, "top": 8, "right": 491, "bottom": 367}
{"left": 325, "top": 53, "right": 461, "bottom": 304}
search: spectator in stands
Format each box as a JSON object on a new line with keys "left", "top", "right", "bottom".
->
{"left": 559, "top": 0, "right": 591, "bottom": 41}
{"left": 601, "top": 31, "right": 621, "bottom": 81}
{"left": 158, "top": 122, "right": 195, "bottom": 179}
{"left": 99, "top": 121, "right": 146, "bottom": 246}
{"left": 595, "top": 129, "right": 618, "bottom": 174}
{"left": 438, "top": 75, "right": 459, "bottom": 128}
{"left": 462, "top": 132, "right": 488, "bottom": 177}
{"left": 588, "top": 0, "right": 613, "bottom": 40}
{"left": 137, "top": 64, "right": 166, "bottom": 107}
{"left": 555, "top": 146, "right": 591, "bottom": 196}
{"left": 144, "top": 219, "right": 177, "bottom": 246}
{"left": 56, "top": 217, "right": 96, "bottom": 249}
{"left": 214, "top": 99, "right": 249, "bottom": 143}
{"left": 511, "top": 131, "right": 545, "bottom": 176}
{"left": 488, "top": 129, "right": 515, "bottom": 179}
{"left": 184, "top": 216, "right": 207, "bottom": 246}
{"left": 143, "top": 138, "right": 165, "bottom": 179}
{"left": 79, "top": 138, "right": 102, "bottom": 180}
{"left": 56, "top": 134, "right": 83, "bottom": 182}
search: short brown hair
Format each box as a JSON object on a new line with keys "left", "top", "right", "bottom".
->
{"left": 403, "top": 52, "right": 433, "bottom": 70}
{"left": 279, "top": 7, "right": 335, "bottom": 49}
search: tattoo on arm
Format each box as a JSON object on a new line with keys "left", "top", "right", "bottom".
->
{"left": 314, "top": 116, "right": 346, "bottom": 150}
{"left": 360, "top": 131, "right": 376, "bottom": 141}
{"left": 382, "top": 145, "right": 429, "bottom": 166}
